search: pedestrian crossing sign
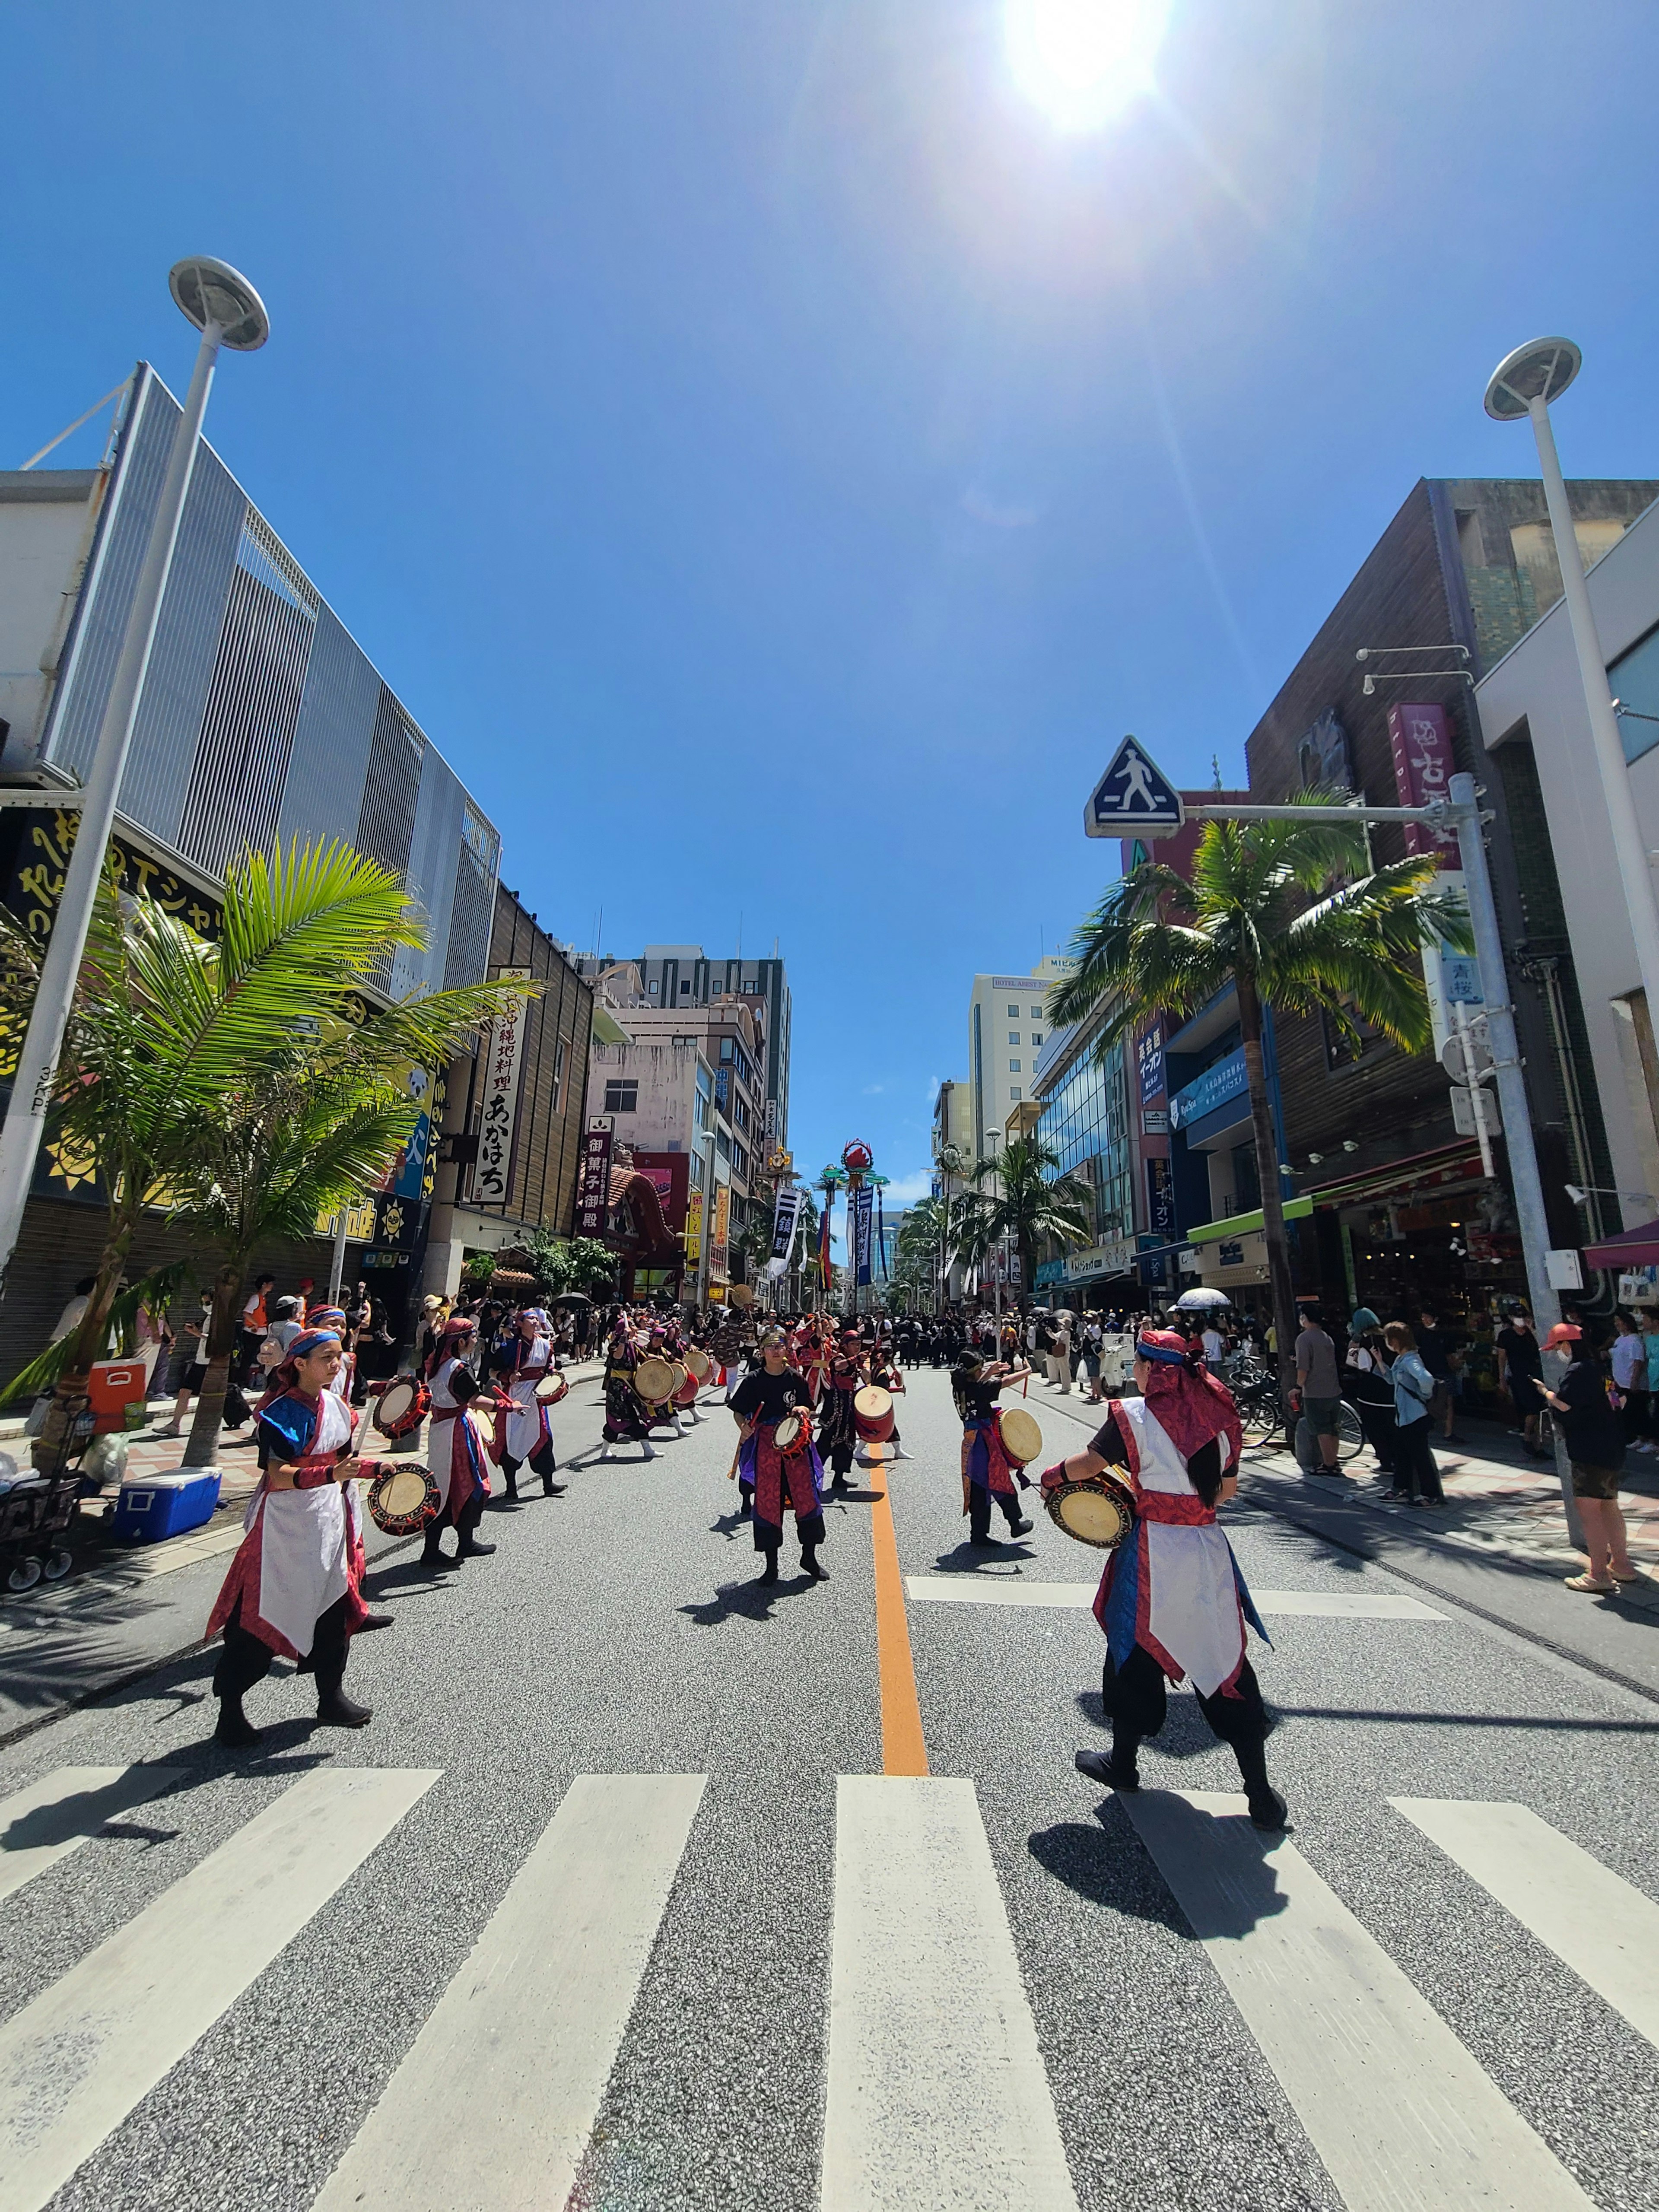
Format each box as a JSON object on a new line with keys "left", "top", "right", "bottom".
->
{"left": 1085, "top": 737, "right": 1185, "bottom": 838}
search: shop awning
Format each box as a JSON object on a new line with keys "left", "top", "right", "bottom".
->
{"left": 1188, "top": 1198, "right": 1313, "bottom": 1246}
{"left": 1583, "top": 1218, "right": 1659, "bottom": 1270}
{"left": 1186, "top": 1141, "right": 1484, "bottom": 1248}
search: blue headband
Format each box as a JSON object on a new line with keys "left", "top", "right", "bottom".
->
{"left": 289, "top": 1328, "right": 340, "bottom": 1361}
{"left": 1135, "top": 1336, "right": 1190, "bottom": 1366}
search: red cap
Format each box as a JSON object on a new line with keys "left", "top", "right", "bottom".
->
{"left": 1543, "top": 1322, "right": 1582, "bottom": 1350}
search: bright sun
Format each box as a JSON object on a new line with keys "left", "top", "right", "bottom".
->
{"left": 1004, "top": 0, "right": 1170, "bottom": 130}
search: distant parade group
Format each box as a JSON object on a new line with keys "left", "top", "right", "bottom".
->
{"left": 203, "top": 1295, "right": 1286, "bottom": 1828}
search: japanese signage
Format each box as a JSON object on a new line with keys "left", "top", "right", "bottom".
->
{"left": 469, "top": 969, "right": 531, "bottom": 1207}
{"left": 851, "top": 1185, "right": 874, "bottom": 1286}
{"left": 577, "top": 1115, "right": 613, "bottom": 1236}
{"left": 763, "top": 1096, "right": 778, "bottom": 1146}
{"left": 1168, "top": 1047, "right": 1248, "bottom": 1133}
{"left": 1146, "top": 1155, "right": 1176, "bottom": 1241}
{"left": 1387, "top": 702, "right": 1460, "bottom": 870}
{"left": 767, "top": 1186, "right": 803, "bottom": 1278}
{"left": 685, "top": 1189, "right": 703, "bottom": 1263}
{"left": 1136, "top": 1022, "right": 1166, "bottom": 1110}
{"left": 711, "top": 1183, "right": 730, "bottom": 1281}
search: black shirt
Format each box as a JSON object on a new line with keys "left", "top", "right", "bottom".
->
{"left": 1416, "top": 1327, "right": 1450, "bottom": 1381}
{"left": 954, "top": 1376, "right": 1001, "bottom": 1422}
{"left": 1088, "top": 1409, "right": 1225, "bottom": 1507}
{"left": 1555, "top": 1356, "right": 1623, "bottom": 1471}
{"left": 730, "top": 1369, "right": 811, "bottom": 1426}
{"left": 1496, "top": 1325, "right": 1543, "bottom": 1381}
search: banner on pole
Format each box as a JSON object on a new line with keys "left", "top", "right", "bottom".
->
{"left": 766, "top": 1186, "right": 802, "bottom": 1277}
{"left": 575, "top": 1115, "right": 613, "bottom": 1236}
{"left": 852, "top": 1186, "right": 874, "bottom": 1286}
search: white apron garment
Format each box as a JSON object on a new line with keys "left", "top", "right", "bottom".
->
{"left": 252, "top": 1387, "right": 355, "bottom": 1657}
{"left": 429, "top": 1356, "right": 493, "bottom": 1512}
{"left": 1118, "top": 1395, "right": 1246, "bottom": 1699}
{"left": 502, "top": 1342, "right": 552, "bottom": 1462}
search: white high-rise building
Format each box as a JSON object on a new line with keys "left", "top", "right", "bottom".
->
{"left": 967, "top": 958, "right": 1070, "bottom": 1158}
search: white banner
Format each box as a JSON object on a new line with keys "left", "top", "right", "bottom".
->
{"left": 471, "top": 969, "right": 532, "bottom": 1207}
{"left": 766, "top": 1185, "right": 803, "bottom": 1278}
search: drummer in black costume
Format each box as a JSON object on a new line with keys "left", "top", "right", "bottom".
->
{"left": 953, "top": 1348, "right": 1036, "bottom": 1546}
{"left": 573, "top": 1317, "right": 658, "bottom": 1465}
{"left": 730, "top": 1330, "right": 827, "bottom": 1584}
{"left": 815, "top": 1325, "right": 867, "bottom": 1494}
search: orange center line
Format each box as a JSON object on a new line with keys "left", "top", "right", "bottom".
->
{"left": 868, "top": 1462, "right": 928, "bottom": 1777}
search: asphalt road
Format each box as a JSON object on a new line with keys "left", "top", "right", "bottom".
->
{"left": 1, "top": 1365, "right": 1657, "bottom": 2212}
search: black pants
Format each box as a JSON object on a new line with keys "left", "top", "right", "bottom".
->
{"left": 1104, "top": 1644, "right": 1270, "bottom": 1796}
{"left": 969, "top": 1484, "right": 1025, "bottom": 1542}
{"left": 501, "top": 1440, "right": 556, "bottom": 1483}
{"left": 1354, "top": 1398, "right": 1397, "bottom": 1474}
{"left": 756, "top": 1507, "right": 825, "bottom": 1559}
{"left": 1392, "top": 1419, "right": 1442, "bottom": 1500}
{"left": 215, "top": 1593, "right": 348, "bottom": 1705}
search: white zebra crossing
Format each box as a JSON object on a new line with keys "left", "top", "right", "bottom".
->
{"left": 1392, "top": 1797, "right": 1659, "bottom": 2055}
{"left": 1, "top": 1763, "right": 1651, "bottom": 2212}
{"left": 820, "top": 1775, "right": 1078, "bottom": 2212}
{"left": 0, "top": 1766, "right": 437, "bottom": 2212}
{"left": 313, "top": 1771, "right": 706, "bottom": 2211}
{"left": 1122, "top": 1789, "right": 1597, "bottom": 2211}
{"left": 0, "top": 1764, "right": 182, "bottom": 1902}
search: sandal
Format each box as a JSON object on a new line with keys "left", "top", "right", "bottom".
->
{"left": 1564, "top": 1573, "right": 1616, "bottom": 1593}
{"left": 1608, "top": 1564, "right": 1644, "bottom": 1585}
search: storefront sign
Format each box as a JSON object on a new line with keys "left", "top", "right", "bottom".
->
{"left": 471, "top": 969, "right": 531, "bottom": 1207}
{"left": 1137, "top": 1022, "right": 1166, "bottom": 1109}
{"left": 1387, "top": 702, "right": 1460, "bottom": 870}
{"left": 711, "top": 1183, "right": 730, "bottom": 1281}
{"left": 1146, "top": 1156, "right": 1176, "bottom": 1240}
{"left": 685, "top": 1189, "right": 703, "bottom": 1262}
{"left": 1063, "top": 1237, "right": 1136, "bottom": 1281}
{"left": 1169, "top": 1047, "right": 1248, "bottom": 1133}
{"left": 1141, "top": 1108, "right": 1169, "bottom": 1135}
{"left": 576, "top": 1116, "right": 613, "bottom": 1236}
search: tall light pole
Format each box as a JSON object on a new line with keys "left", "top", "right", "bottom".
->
{"left": 0, "top": 257, "right": 269, "bottom": 1285}
{"left": 1484, "top": 338, "right": 1659, "bottom": 1039}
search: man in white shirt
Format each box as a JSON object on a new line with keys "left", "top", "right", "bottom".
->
{"left": 1201, "top": 1322, "right": 1225, "bottom": 1365}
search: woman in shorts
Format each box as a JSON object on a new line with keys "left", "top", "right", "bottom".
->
{"left": 1543, "top": 1322, "right": 1640, "bottom": 1593}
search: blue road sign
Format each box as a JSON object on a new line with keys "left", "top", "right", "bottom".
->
{"left": 1084, "top": 737, "right": 1185, "bottom": 839}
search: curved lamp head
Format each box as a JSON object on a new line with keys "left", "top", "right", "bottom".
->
{"left": 1484, "top": 336, "right": 1580, "bottom": 421}
{"left": 168, "top": 256, "right": 270, "bottom": 351}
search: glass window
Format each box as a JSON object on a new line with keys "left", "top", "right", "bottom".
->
{"left": 1007, "top": 1004, "right": 1020, "bottom": 1017}
{"left": 552, "top": 1035, "right": 566, "bottom": 1111}
{"left": 1610, "top": 620, "right": 1659, "bottom": 764}
{"left": 603, "top": 1079, "right": 638, "bottom": 1113}
{"left": 1008, "top": 1031, "right": 1020, "bottom": 1045}
{"left": 1031, "top": 1007, "right": 1043, "bottom": 1018}
{"left": 1010, "top": 1086, "right": 1023, "bottom": 1100}
{"left": 1008, "top": 1058, "right": 1021, "bottom": 1072}
{"left": 680, "top": 980, "right": 691, "bottom": 994}
{"left": 648, "top": 981, "right": 658, "bottom": 993}
{"left": 719, "top": 1037, "right": 734, "bottom": 1063}
{"left": 1033, "top": 1034, "right": 1132, "bottom": 1246}
{"left": 1032, "top": 1033, "right": 1043, "bottom": 1047}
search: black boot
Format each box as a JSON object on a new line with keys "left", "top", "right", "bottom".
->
{"left": 358, "top": 1610, "right": 394, "bottom": 1631}
{"left": 757, "top": 1554, "right": 780, "bottom": 1585}
{"left": 1075, "top": 1747, "right": 1140, "bottom": 1791}
{"left": 542, "top": 1473, "right": 566, "bottom": 1496}
{"left": 214, "top": 1696, "right": 263, "bottom": 1749}
{"left": 315, "top": 1685, "right": 373, "bottom": 1729}
{"left": 502, "top": 1469, "right": 521, "bottom": 1502}
{"left": 800, "top": 1545, "right": 828, "bottom": 1582}
{"left": 458, "top": 1532, "right": 496, "bottom": 1557}
{"left": 1233, "top": 1738, "right": 1286, "bottom": 1829}
{"left": 417, "top": 1523, "right": 451, "bottom": 1573}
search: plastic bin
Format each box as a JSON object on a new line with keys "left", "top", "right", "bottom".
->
{"left": 89, "top": 1360, "right": 150, "bottom": 1435}
{"left": 113, "top": 1468, "right": 222, "bottom": 1543}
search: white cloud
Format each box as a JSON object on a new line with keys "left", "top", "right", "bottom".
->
{"left": 877, "top": 1170, "right": 937, "bottom": 1207}
{"left": 862, "top": 1082, "right": 885, "bottom": 1095}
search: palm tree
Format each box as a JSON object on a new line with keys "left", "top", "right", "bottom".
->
{"left": 0, "top": 840, "right": 527, "bottom": 1473}
{"left": 960, "top": 1135, "right": 1092, "bottom": 1307}
{"left": 1049, "top": 801, "right": 1473, "bottom": 1403}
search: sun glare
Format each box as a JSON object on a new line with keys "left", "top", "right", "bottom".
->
{"left": 1005, "top": 0, "right": 1170, "bottom": 131}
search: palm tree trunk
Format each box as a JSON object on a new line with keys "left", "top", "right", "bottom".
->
{"left": 182, "top": 1262, "right": 244, "bottom": 1468}
{"left": 32, "top": 1232, "right": 131, "bottom": 1477}
{"left": 1235, "top": 969, "right": 1298, "bottom": 1439}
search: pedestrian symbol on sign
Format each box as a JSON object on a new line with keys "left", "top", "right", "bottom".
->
{"left": 1084, "top": 737, "right": 1185, "bottom": 839}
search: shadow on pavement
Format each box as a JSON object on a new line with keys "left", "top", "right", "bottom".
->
{"left": 933, "top": 1541, "right": 1037, "bottom": 1570}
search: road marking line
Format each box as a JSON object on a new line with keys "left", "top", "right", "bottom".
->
{"left": 0, "top": 1765, "right": 437, "bottom": 2212}
{"left": 822, "top": 1775, "right": 1078, "bottom": 2212}
{"left": 1122, "top": 1789, "right": 1595, "bottom": 2212}
{"left": 0, "top": 1765, "right": 183, "bottom": 1903}
{"left": 870, "top": 1467, "right": 928, "bottom": 1776}
{"left": 904, "top": 1576, "right": 1444, "bottom": 1618}
{"left": 313, "top": 1773, "right": 706, "bottom": 2211}
{"left": 1391, "top": 1798, "right": 1659, "bottom": 2054}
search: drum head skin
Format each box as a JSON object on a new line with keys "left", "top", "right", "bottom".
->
{"left": 368, "top": 1463, "right": 439, "bottom": 1534}
{"left": 853, "top": 1386, "right": 892, "bottom": 1422}
{"left": 1044, "top": 1478, "right": 1135, "bottom": 1551}
{"left": 774, "top": 1411, "right": 808, "bottom": 1453}
{"left": 998, "top": 1406, "right": 1043, "bottom": 1464}
{"left": 684, "top": 1348, "right": 712, "bottom": 1380}
{"left": 635, "top": 1356, "right": 675, "bottom": 1403}
{"left": 534, "top": 1372, "right": 569, "bottom": 1405}
{"left": 373, "top": 1376, "right": 426, "bottom": 1439}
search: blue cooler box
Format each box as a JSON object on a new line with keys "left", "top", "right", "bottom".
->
{"left": 114, "top": 1469, "right": 222, "bottom": 1543}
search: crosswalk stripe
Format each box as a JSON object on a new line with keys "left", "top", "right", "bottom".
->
{"left": 1391, "top": 1798, "right": 1659, "bottom": 2054}
{"left": 1122, "top": 1789, "right": 1595, "bottom": 2212}
{"left": 313, "top": 1772, "right": 707, "bottom": 2211}
{"left": 0, "top": 1765, "right": 182, "bottom": 1903}
{"left": 821, "top": 1775, "right": 1078, "bottom": 2212}
{"left": 904, "top": 1575, "right": 1444, "bottom": 1618}
{"left": 0, "top": 1765, "right": 437, "bottom": 2212}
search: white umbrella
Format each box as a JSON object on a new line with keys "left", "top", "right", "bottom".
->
{"left": 1174, "top": 1287, "right": 1231, "bottom": 1312}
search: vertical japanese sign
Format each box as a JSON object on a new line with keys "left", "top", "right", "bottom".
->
{"left": 711, "top": 1184, "right": 730, "bottom": 1280}
{"left": 767, "top": 1186, "right": 802, "bottom": 1277}
{"left": 1137, "top": 1022, "right": 1166, "bottom": 1109}
{"left": 1145, "top": 1155, "right": 1176, "bottom": 1240}
{"left": 685, "top": 1189, "right": 704, "bottom": 1262}
{"left": 852, "top": 1185, "right": 874, "bottom": 1286}
{"left": 763, "top": 1096, "right": 778, "bottom": 1147}
{"left": 1387, "top": 703, "right": 1460, "bottom": 869}
{"left": 576, "top": 1115, "right": 613, "bottom": 1236}
{"left": 471, "top": 969, "right": 531, "bottom": 1208}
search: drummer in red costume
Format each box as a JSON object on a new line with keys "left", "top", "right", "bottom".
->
{"left": 953, "top": 1348, "right": 1036, "bottom": 1545}
{"left": 419, "top": 1315, "right": 499, "bottom": 1571}
{"left": 730, "top": 1329, "right": 827, "bottom": 1583}
{"left": 305, "top": 1303, "right": 392, "bottom": 1635}
{"left": 494, "top": 1306, "right": 568, "bottom": 1500}
{"left": 814, "top": 1325, "right": 866, "bottom": 1493}
{"left": 206, "top": 1328, "right": 372, "bottom": 1747}
{"left": 1042, "top": 1327, "right": 1284, "bottom": 1830}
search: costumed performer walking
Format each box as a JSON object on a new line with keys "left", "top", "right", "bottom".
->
{"left": 953, "top": 1348, "right": 1036, "bottom": 1545}
{"left": 494, "top": 1306, "right": 568, "bottom": 1500}
{"left": 206, "top": 1328, "right": 373, "bottom": 1747}
{"left": 420, "top": 1315, "right": 500, "bottom": 1570}
{"left": 572, "top": 1316, "right": 659, "bottom": 1464}
{"left": 815, "top": 1325, "right": 866, "bottom": 1493}
{"left": 729, "top": 1328, "right": 828, "bottom": 1583}
{"left": 1042, "top": 1327, "right": 1284, "bottom": 1830}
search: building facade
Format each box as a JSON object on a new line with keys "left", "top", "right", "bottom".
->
{"left": 425, "top": 885, "right": 595, "bottom": 1297}
{"left": 967, "top": 959, "right": 1068, "bottom": 1162}
{"left": 1030, "top": 999, "right": 1139, "bottom": 1306}
{"left": 575, "top": 946, "right": 791, "bottom": 1152}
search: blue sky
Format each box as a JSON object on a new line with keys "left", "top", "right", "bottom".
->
{"left": 5, "top": 1, "right": 1659, "bottom": 1222}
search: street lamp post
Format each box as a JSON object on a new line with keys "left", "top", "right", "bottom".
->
{"left": 0, "top": 257, "right": 269, "bottom": 1286}
{"left": 1483, "top": 338, "right": 1659, "bottom": 1035}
